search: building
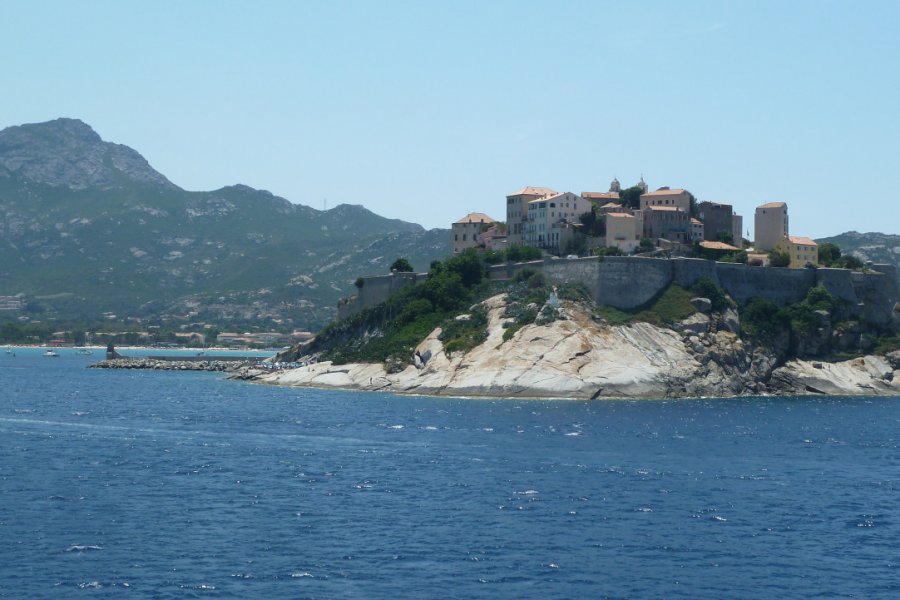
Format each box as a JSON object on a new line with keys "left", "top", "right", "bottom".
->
{"left": 505, "top": 186, "right": 557, "bottom": 245}
{"left": 642, "top": 205, "right": 690, "bottom": 243}
{"left": 732, "top": 214, "right": 744, "bottom": 246}
{"left": 582, "top": 191, "right": 620, "bottom": 204}
{"left": 754, "top": 202, "right": 789, "bottom": 251}
{"left": 775, "top": 235, "right": 819, "bottom": 268}
{"left": 640, "top": 188, "right": 692, "bottom": 212}
{"left": 479, "top": 224, "right": 508, "bottom": 252}
{"left": 523, "top": 192, "right": 590, "bottom": 252}
{"left": 596, "top": 201, "right": 629, "bottom": 215}
{"left": 698, "top": 201, "right": 736, "bottom": 242}
{"left": 606, "top": 212, "right": 642, "bottom": 253}
{"left": 452, "top": 212, "right": 497, "bottom": 254}
{"left": 690, "top": 218, "right": 705, "bottom": 242}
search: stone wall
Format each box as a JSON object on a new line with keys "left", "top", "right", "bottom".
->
{"left": 338, "top": 256, "right": 899, "bottom": 329}
{"left": 336, "top": 271, "right": 427, "bottom": 321}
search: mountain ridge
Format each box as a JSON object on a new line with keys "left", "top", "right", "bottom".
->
{"left": 0, "top": 118, "right": 446, "bottom": 331}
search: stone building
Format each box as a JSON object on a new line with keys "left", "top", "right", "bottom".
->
{"left": 523, "top": 192, "right": 590, "bottom": 253}
{"left": 754, "top": 202, "right": 789, "bottom": 251}
{"left": 452, "top": 212, "right": 497, "bottom": 254}
{"left": 505, "top": 186, "right": 556, "bottom": 245}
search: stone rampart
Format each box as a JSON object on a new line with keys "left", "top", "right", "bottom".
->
{"left": 337, "top": 256, "right": 899, "bottom": 329}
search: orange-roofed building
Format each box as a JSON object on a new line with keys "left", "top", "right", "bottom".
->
{"left": 506, "top": 186, "right": 557, "bottom": 245}
{"left": 452, "top": 212, "right": 497, "bottom": 254}
{"left": 775, "top": 235, "right": 818, "bottom": 268}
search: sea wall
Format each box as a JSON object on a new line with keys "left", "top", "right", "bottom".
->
{"left": 339, "top": 256, "right": 899, "bottom": 328}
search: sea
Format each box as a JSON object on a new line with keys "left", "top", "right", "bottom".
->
{"left": 1, "top": 347, "right": 899, "bottom": 598}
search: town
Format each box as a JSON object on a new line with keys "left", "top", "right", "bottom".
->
{"left": 451, "top": 177, "right": 820, "bottom": 269}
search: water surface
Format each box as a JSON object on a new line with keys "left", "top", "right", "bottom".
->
{"left": 1, "top": 348, "right": 898, "bottom": 598}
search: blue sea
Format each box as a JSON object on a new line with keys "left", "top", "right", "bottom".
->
{"left": 1, "top": 348, "right": 899, "bottom": 598}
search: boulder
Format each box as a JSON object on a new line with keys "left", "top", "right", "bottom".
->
{"left": 690, "top": 297, "right": 712, "bottom": 314}
{"left": 673, "top": 312, "right": 710, "bottom": 335}
{"left": 719, "top": 308, "right": 741, "bottom": 335}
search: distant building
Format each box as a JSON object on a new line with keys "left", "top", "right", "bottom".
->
{"left": 754, "top": 202, "right": 789, "bottom": 251}
{"left": 606, "top": 212, "right": 642, "bottom": 253}
{"left": 505, "top": 186, "right": 557, "bottom": 245}
{"left": 596, "top": 201, "right": 629, "bottom": 216}
{"left": 479, "top": 224, "right": 508, "bottom": 252}
{"left": 523, "top": 192, "right": 590, "bottom": 252}
{"left": 642, "top": 205, "right": 690, "bottom": 244}
{"left": 698, "top": 201, "right": 735, "bottom": 242}
{"left": 452, "top": 212, "right": 497, "bottom": 254}
{"left": 732, "top": 214, "right": 744, "bottom": 246}
{"left": 775, "top": 235, "right": 818, "bottom": 268}
{"left": 582, "top": 191, "right": 620, "bottom": 204}
{"left": 640, "top": 188, "right": 692, "bottom": 213}
{"left": 690, "top": 218, "right": 705, "bottom": 242}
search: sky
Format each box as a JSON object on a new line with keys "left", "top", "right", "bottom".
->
{"left": 2, "top": 0, "right": 899, "bottom": 238}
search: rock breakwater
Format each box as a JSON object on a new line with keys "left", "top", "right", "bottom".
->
{"left": 91, "top": 358, "right": 253, "bottom": 372}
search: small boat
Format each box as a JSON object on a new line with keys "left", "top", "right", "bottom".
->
{"left": 4, "top": 346, "right": 12, "bottom": 355}
{"left": 43, "top": 349, "right": 60, "bottom": 357}
{"left": 75, "top": 348, "right": 93, "bottom": 355}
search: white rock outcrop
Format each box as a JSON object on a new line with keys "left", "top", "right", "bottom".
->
{"left": 253, "top": 294, "right": 900, "bottom": 399}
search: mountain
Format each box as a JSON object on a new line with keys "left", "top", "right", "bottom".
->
{"left": 816, "top": 232, "right": 900, "bottom": 268}
{"left": 0, "top": 118, "right": 449, "bottom": 331}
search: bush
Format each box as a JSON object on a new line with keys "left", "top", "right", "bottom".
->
{"left": 690, "top": 277, "right": 728, "bottom": 311}
{"left": 390, "top": 257, "right": 414, "bottom": 272}
{"left": 741, "top": 297, "right": 790, "bottom": 339}
{"left": 354, "top": 277, "right": 365, "bottom": 288}
{"left": 768, "top": 250, "right": 790, "bottom": 267}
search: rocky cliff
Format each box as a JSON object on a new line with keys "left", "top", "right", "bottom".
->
{"left": 241, "top": 294, "right": 900, "bottom": 399}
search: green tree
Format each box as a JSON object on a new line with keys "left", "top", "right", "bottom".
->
{"left": 619, "top": 186, "right": 644, "bottom": 210}
{"left": 768, "top": 250, "right": 791, "bottom": 267}
{"left": 390, "top": 257, "right": 414, "bottom": 272}
{"left": 818, "top": 242, "right": 841, "bottom": 265}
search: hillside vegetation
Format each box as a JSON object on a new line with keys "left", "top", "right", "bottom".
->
{"left": 0, "top": 119, "right": 449, "bottom": 331}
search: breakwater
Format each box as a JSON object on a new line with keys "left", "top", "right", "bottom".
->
{"left": 90, "top": 357, "right": 264, "bottom": 372}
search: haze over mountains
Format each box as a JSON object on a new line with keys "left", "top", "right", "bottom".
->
{"left": 0, "top": 118, "right": 448, "bottom": 330}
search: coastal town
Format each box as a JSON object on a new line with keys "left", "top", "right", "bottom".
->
{"left": 452, "top": 177, "right": 819, "bottom": 269}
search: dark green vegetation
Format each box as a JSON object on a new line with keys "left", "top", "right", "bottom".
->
{"left": 816, "top": 232, "right": 900, "bottom": 268}
{"left": 0, "top": 119, "right": 449, "bottom": 332}
{"left": 816, "top": 242, "right": 864, "bottom": 269}
{"left": 306, "top": 250, "right": 496, "bottom": 368}
{"left": 593, "top": 283, "right": 699, "bottom": 326}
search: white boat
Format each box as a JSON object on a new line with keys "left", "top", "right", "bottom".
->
{"left": 75, "top": 348, "right": 93, "bottom": 355}
{"left": 43, "top": 349, "right": 60, "bottom": 357}
{"left": 4, "top": 346, "right": 12, "bottom": 355}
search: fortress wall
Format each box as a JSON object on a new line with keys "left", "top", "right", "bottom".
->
{"left": 815, "top": 268, "right": 860, "bottom": 304}
{"left": 337, "top": 256, "right": 899, "bottom": 330}
{"left": 672, "top": 258, "right": 721, "bottom": 288}
{"left": 848, "top": 266, "right": 899, "bottom": 326}
{"left": 594, "top": 257, "right": 673, "bottom": 308}
{"left": 713, "top": 262, "right": 814, "bottom": 304}
{"left": 336, "top": 271, "right": 426, "bottom": 321}
{"left": 487, "top": 259, "right": 544, "bottom": 281}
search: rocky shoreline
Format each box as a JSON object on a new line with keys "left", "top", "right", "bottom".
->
{"left": 233, "top": 295, "right": 900, "bottom": 399}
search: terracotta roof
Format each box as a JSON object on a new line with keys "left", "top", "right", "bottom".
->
{"left": 582, "top": 191, "right": 620, "bottom": 200}
{"left": 528, "top": 192, "right": 577, "bottom": 204}
{"left": 641, "top": 188, "right": 687, "bottom": 196}
{"left": 758, "top": 202, "right": 786, "bottom": 209}
{"left": 645, "top": 205, "right": 684, "bottom": 212}
{"left": 507, "top": 186, "right": 557, "bottom": 198}
{"left": 454, "top": 212, "right": 497, "bottom": 225}
{"left": 607, "top": 212, "right": 634, "bottom": 219}
{"left": 691, "top": 218, "right": 703, "bottom": 225}
{"left": 699, "top": 241, "right": 741, "bottom": 251}
{"left": 788, "top": 236, "right": 817, "bottom": 246}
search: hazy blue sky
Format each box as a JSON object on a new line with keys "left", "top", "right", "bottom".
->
{"left": 3, "top": 0, "right": 898, "bottom": 238}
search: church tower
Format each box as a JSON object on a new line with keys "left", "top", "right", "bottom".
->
{"left": 609, "top": 177, "right": 621, "bottom": 193}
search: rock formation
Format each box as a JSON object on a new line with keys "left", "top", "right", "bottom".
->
{"left": 244, "top": 294, "right": 900, "bottom": 399}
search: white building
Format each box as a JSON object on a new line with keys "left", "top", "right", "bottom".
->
{"left": 523, "top": 192, "right": 590, "bottom": 252}
{"left": 505, "top": 186, "right": 557, "bottom": 245}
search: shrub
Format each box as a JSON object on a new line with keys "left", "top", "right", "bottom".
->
{"left": 390, "top": 257, "right": 414, "bottom": 272}
{"left": 768, "top": 250, "right": 790, "bottom": 267}
{"left": 690, "top": 277, "right": 728, "bottom": 311}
